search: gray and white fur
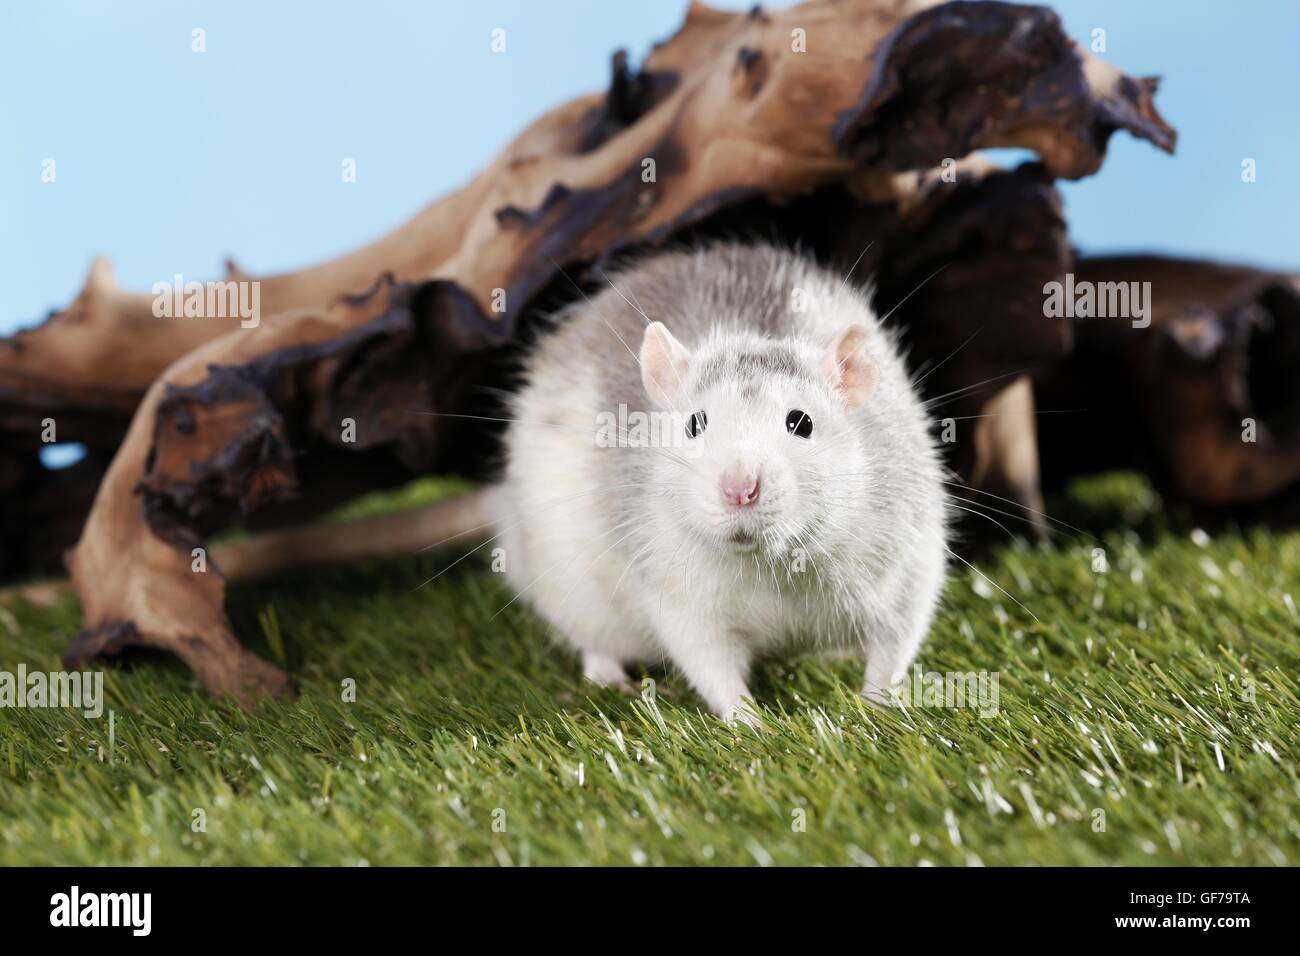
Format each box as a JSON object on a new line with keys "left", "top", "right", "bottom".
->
{"left": 497, "top": 243, "right": 948, "bottom": 723}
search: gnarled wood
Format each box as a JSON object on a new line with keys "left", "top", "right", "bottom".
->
{"left": 6, "top": 0, "right": 1177, "bottom": 697}
{"left": 1035, "top": 256, "right": 1300, "bottom": 512}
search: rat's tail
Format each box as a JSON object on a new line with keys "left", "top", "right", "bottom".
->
{"left": 210, "top": 485, "right": 502, "bottom": 582}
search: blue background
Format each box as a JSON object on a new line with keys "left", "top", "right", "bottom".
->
{"left": 2, "top": 0, "right": 1297, "bottom": 336}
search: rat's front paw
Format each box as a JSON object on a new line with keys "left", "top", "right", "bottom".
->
{"left": 582, "top": 652, "right": 638, "bottom": 697}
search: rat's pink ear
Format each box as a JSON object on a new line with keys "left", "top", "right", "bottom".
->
{"left": 821, "top": 324, "right": 880, "bottom": 409}
{"left": 640, "top": 322, "right": 692, "bottom": 409}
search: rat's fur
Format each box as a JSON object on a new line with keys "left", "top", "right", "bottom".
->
{"left": 497, "top": 244, "right": 947, "bottom": 722}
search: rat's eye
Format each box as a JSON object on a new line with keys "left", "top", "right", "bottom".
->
{"left": 786, "top": 409, "right": 813, "bottom": 438}
{"left": 686, "top": 410, "right": 707, "bottom": 438}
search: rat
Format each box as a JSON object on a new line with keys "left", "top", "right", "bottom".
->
{"left": 495, "top": 243, "right": 948, "bottom": 723}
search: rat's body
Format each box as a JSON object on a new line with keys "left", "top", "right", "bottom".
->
{"left": 498, "top": 244, "right": 947, "bottom": 722}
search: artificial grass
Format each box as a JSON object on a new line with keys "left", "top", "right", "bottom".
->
{"left": 0, "top": 474, "right": 1296, "bottom": 866}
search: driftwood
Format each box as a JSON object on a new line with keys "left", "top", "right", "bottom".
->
{"left": 0, "top": 0, "right": 1192, "bottom": 700}
{"left": 1035, "top": 256, "right": 1300, "bottom": 510}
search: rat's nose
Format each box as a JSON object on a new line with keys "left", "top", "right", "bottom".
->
{"left": 720, "top": 466, "right": 760, "bottom": 507}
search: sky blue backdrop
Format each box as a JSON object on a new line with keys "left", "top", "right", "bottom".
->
{"left": 3, "top": 0, "right": 1297, "bottom": 336}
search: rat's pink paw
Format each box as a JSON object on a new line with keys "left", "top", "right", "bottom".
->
{"left": 582, "top": 653, "right": 637, "bottom": 696}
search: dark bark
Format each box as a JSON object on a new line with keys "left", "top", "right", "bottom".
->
{"left": 1035, "top": 256, "right": 1300, "bottom": 515}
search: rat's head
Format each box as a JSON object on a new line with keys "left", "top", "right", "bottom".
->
{"left": 639, "top": 321, "right": 880, "bottom": 557}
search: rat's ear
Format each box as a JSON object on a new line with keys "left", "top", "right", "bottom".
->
{"left": 821, "top": 324, "right": 880, "bottom": 409}
{"left": 640, "top": 321, "right": 692, "bottom": 409}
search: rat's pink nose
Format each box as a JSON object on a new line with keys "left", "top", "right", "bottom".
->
{"left": 721, "top": 467, "right": 760, "bottom": 507}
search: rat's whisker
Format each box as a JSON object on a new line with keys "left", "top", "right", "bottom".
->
{"left": 877, "top": 261, "right": 950, "bottom": 326}
{"left": 838, "top": 240, "right": 874, "bottom": 290}
{"left": 945, "top": 545, "right": 1042, "bottom": 624}
{"left": 945, "top": 493, "right": 1069, "bottom": 539}
{"left": 912, "top": 327, "right": 981, "bottom": 389}
{"left": 943, "top": 479, "right": 1096, "bottom": 540}
{"left": 934, "top": 408, "right": 1086, "bottom": 422}
{"left": 948, "top": 502, "right": 1018, "bottom": 540}
{"left": 923, "top": 367, "right": 1032, "bottom": 409}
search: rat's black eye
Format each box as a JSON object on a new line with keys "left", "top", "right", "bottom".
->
{"left": 686, "top": 410, "right": 707, "bottom": 438}
{"left": 786, "top": 409, "right": 813, "bottom": 438}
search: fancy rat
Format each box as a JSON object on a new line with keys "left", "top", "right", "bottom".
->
{"left": 496, "top": 242, "right": 948, "bottom": 723}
